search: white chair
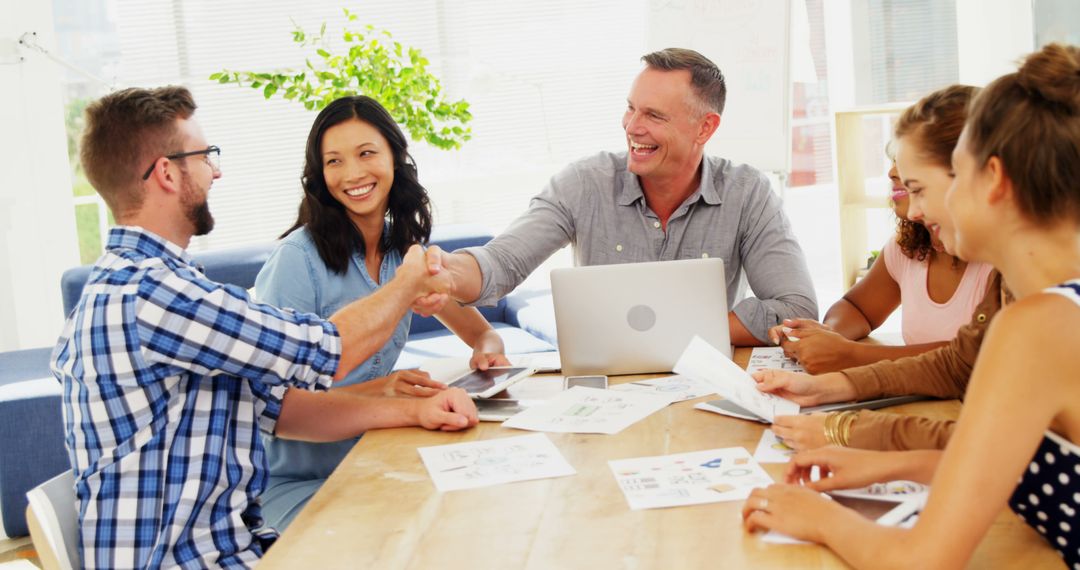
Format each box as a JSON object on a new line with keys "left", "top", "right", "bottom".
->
{"left": 25, "top": 470, "right": 79, "bottom": 570}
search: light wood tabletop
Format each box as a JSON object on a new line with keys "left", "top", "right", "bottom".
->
{"left": 258, "top": 348, "right": 1062, "bottom": 569}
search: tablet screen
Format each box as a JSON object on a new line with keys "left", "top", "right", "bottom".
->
{"left": 830, "top": 494, "right": 902, "bottom": 521}
{"left": 451, "top": 367, "right": 530, "bottom": 394}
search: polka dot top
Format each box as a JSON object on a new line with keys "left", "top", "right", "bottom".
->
{"left": 1007, "top": 280, "right": 1080, "bottom": 568}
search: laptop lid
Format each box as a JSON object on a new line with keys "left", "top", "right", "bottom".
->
{"left": 550, "top": 258, "right": 731, "bottom": 376}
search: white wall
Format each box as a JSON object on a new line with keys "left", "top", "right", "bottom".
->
{"left": 956, "top": 0, "right": 1034, "bottom": 85}
{"left": 0, "top": 0, "right": 79, "bottom": 351}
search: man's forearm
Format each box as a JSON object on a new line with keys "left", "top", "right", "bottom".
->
{"left": 329, "top": 278, "right": 416, "bottom": 380}
{"left": 441, "top": 250, "right": 484, "bottom": 304}
{"left": 275, "top": 389, "right": 420, "bottom": 442}
{"left": 729, "top": 312, "right": 768, "bottom": 346}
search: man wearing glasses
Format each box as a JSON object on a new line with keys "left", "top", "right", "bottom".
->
{"left": 51, "top": 86, "right": 478, "bottom": 569}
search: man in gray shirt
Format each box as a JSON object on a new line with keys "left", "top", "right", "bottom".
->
{"left": 432, "top": 48, "right": 817, "bottom": 345}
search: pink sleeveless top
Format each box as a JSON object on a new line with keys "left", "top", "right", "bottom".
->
{"left": 881, "top": 238, "right": 993, "bottom": 345}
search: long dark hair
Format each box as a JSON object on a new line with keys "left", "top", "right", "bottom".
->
{"left": 283, "top": 96, "right": 432, "bottom": 274}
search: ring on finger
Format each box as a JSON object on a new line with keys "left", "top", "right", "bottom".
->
{"left": 759, "top": 498, "right": 769, "bottom": 511}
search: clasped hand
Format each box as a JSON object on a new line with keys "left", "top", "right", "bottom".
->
{"left": 402, "top": 244, "right": 454, "bottom": 317}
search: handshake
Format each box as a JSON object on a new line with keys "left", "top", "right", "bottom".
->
{"left": 400, "top": 244, "right": 455, "bottom": 317}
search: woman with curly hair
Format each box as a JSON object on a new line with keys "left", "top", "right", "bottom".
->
{"left": 746, "top": 42, "right": 1080, "bottom": 568}
{"left": 769, "top": 88, "right": 993, "bottom": 374}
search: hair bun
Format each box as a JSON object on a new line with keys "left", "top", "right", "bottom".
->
{"left": 1016, "top": 43, "right": 1080, "bottom": 114}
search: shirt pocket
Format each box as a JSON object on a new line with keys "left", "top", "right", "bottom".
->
{"left": 586, "top": 236, "right": 650, "bottom": 266}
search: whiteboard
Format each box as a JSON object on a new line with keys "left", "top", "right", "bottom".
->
{"left": 645, "top": 0, "right": 792, "bottom": 176}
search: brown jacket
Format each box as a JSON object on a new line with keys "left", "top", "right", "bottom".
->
{"left": 842, "top": 271, "right": 1008, "bottom": 450}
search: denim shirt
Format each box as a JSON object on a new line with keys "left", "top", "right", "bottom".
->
{"left": 254, "top": 225, "right": 410, "bottom": 482}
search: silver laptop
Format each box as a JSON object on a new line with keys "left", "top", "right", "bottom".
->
{"left": 550, "top": 258, "right": 731, "bottom": 376}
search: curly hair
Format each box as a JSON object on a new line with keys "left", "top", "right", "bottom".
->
{"left": 895, "top": 219, "right": 933, "bottom": 261}
{"left": 282, "top": 96, "right": 432, "bottom": 274}
{"left": 892, "top": 84, "right": 979, "bottom": 262}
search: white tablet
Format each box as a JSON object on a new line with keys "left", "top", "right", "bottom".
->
{"left": 448, "top": 366, "right": 535, "bottom": 399}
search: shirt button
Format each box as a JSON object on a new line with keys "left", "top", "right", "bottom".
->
{"left": 701, "top": 253, "right": 709, "bottom": 258}
{"left": 615, "top": 244, "right": 623, "bottom": 252}
{"left": 976, "top": 313, "right": 987, "bottom": 323}
{"left": 653, "top": 221, "right": 661, "bottom": 229}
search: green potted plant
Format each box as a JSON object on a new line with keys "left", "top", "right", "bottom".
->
{"left": 210, "top": 8, "right": 471, "bottom": 150}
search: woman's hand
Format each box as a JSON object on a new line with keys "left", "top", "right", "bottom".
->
{"left": 742, "top": 484, "right": 842, "bottom": 543}
{"left": 469, "top": 329, "right": 510, "bottom": 370}
{"left": 771, "top": 413, "right": 829, "bottom": 451}
{"left": 751, "top": 370, "right": 857, "bottom": 407}
{"left": 369, "top": 369, "right": 449, "bottom": 397}
{"left": 768, "top": 318, "right": 832, "bottom": 346}
{"left": 780, "top": 326, "right": 860, "bottom": 375}
{"left": 785, "top": 446, "right": 900, "bottom": 491}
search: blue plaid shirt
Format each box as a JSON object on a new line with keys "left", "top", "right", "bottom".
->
{"left": 51, "top": 227, "right": 341, "bottom": 569}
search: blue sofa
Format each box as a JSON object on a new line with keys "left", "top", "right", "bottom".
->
{"left": 0, "top": 223, "right": 554, "bottom": 537}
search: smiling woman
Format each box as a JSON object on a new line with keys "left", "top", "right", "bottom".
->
{"left": 253, "top": 96, "right": 510, "bottom": 531}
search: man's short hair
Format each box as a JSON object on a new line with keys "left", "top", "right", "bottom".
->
{"left": 80, "top": 86, "right": 197, "bottom": 215}
{"left": 641, "top": 48, "right": 727, "bottom": 117}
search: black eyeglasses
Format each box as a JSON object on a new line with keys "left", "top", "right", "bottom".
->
{"left": 141, "top": 146, "right": 221, "bottom": 180}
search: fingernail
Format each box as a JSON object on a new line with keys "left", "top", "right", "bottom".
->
{"left": 782, "top": 326, "right": 793, "bottom": 335}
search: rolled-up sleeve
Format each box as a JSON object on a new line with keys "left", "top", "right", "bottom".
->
{"left": 731, "top": 175, "right": 818, "bottom": 341}
{"left": 134, "top": 267, "right": 340, "bottom": 390}
{"left": 461, "top": 169, "right": 578, "bottom": 306}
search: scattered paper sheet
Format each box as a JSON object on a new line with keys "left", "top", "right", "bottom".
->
{"left": 753, "top": 429, "right": 796, "bottom": 463}
{"left": 511, "top": 351, "right": 561, "bottom": 373}
{"left": 417, "top": 433, "right": 575, "bottom": 492}
{"left": 674, "top": 336, "right": 800, "bottom": 422}
{"left": 502, "top": 386, "right": 673, "bottom": 434}
{"left": 609, "top": 374, "right": 714, "bottom": 403}
{"left": 609, "top": 447, "right": 774, "bottom": 510}
{"left": 746, "top": 347, "right": 805, "bottom": 374}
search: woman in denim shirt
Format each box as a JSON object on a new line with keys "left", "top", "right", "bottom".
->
{"left": 256, "top": 96, "right": 508, "bottom": 530}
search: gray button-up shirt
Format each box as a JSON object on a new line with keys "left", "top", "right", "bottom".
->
{"left": 462, "top": 151, "right": 818, "bottom": 342}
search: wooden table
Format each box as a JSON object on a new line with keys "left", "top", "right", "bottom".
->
{"left": 259, "top": 349, "right": 1062, "bottom": 569}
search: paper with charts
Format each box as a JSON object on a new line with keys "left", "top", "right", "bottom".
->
{"left": 609, "top": 447, "right": 773, "bottom": 510}
{"left": 753, "top": 429, "right": 796, "bottom": 463}
{"left": 745, "top": 347, "right": 805, "bottom": 374}
{"left": 673, "top": 336, "right": 800, "bottom": 422}
{"left": 417, "top": 434, "right": 576, "bottom": 492}
{"left": 501, "top": 386, "right": 673, "bottom": 434}
{"left": 609, "top": 374, "right": 715, "bottom": 403}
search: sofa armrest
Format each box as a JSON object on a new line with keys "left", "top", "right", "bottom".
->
{"left": 0, "top": 376, "right": 67, "bottom": 538}
{"left": 503, "top": 287, "right": 557, "bottom": 347}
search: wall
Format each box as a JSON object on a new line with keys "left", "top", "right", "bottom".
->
{"left": 956, "top": 0, "right": 1034, "bottom": 86}
{"left": 0, "top": 1, "right": 79, "bottom": 351}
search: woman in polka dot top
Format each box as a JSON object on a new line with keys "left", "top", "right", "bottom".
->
{"left": 741, "top": 42, "right": 1080, "bottom": 568}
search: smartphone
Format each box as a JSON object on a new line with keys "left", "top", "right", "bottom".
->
{"left": 563, "top": 375, "right": 608, "bottom": 390}
{"left": 474, "top": 399, "right": 530, "bottom": 422}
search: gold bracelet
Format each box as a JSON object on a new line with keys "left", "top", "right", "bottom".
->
{"left": 823, "top": 412, "right": 841, "bottom": 446}
{"left": 838, "top": 410, "right": 858, "bottom": 447}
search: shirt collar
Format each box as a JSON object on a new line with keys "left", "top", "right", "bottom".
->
{"left": 106, "top": 226, "right": 198, "bottom": 268}
{"left": 616, "top": 154, "right": 723, "bottom": 207}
